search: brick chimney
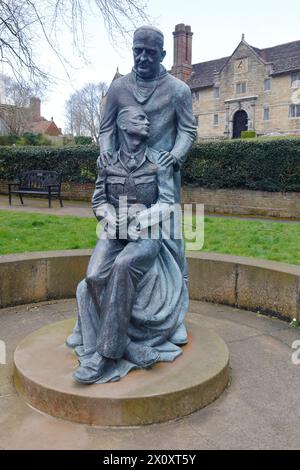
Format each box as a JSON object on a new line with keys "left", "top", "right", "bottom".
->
{"left": 171, "top": 24, "right": 193, "bottom": 82}
{"left": 30, "top": 97, "right": 41, "bottom": 122}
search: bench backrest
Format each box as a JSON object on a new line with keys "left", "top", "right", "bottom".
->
{"left": 19, "top": 171, "right": 62, "bottom": 189}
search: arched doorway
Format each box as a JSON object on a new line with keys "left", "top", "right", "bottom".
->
{"left": 232, "top": 110, "right": 248, "bottom": 138}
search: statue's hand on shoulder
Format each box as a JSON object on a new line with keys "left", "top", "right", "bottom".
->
{"left": 98, "top": 150, "right": 113, "bottom": 169}
{"left": 158, "top": 150, "right": 178, "bottom": 168}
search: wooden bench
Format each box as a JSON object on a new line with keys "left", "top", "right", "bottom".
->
{"left": 8, "top": 170, "right": 63, "bottom": 208}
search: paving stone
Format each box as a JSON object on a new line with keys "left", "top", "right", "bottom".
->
{"left": 0, "top": 299, "right": 300, "bottom": 449}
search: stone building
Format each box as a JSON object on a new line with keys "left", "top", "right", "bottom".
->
{"left": 0, "top": 95, "right": 61, "bottom": 137}
{"left": 27, "top": 98, "right": 62, "bottom": 136}
{"left": 171, "top": 24, "right": 300, "bottom": 139}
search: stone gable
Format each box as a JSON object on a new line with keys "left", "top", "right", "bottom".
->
{"left": 169, "top": 24, "right": 300, "bottom": 139}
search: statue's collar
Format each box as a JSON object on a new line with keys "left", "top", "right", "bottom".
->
{"left": 115, "top": 146, "right": 157, "bottom": 172}
{"left": 131, "top": 64, "right": 167, "bottom": 81}
{"left": 130, "top": 66, "right": 167, "bottom": 104}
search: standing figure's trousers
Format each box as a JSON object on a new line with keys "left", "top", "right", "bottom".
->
{"left": 85, "top": 237, "right": 162, "bottom": 359}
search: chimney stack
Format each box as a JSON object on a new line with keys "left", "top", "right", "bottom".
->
{"left": 171, "top": 24, "right": 193, "bottom": 82}
{"left": 30, "top": 97, "right": 41, "bottom": 122}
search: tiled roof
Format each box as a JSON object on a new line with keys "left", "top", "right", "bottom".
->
{"left": 256, "top": 40, "right": 300, "bottom": 74}
{"left": 187, "top": 40, "right": 300, "bottom": 90}
{"left": 28, "top": 119, "right": 61, "bottom": 136}
{"left": 187, "top": 56, "right": 229, "bottom": 89}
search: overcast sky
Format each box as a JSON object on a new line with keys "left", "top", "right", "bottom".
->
{"left": 39, "top": 0, "right": 300, "bottom": 132}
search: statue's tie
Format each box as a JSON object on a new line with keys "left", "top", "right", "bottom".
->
{"left": 127, "top": 155, "right": 138, "bottom": 171}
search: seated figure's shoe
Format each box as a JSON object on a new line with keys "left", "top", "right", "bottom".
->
{"left": 73, "top": 352, "right": 110, "bottom": 384}
{"left": 169, "top": 323, "right": 188, "bottom": 345}
{"left": 66, "top": 331, "right": 83, "bottom": 349}
{"left": 124, "top": 342, "right": 159, "bottom": 367}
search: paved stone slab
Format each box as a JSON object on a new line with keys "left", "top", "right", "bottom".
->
{"left": 189, "top": 299, "right": 293, "bottom": 335}
{"left": 0, "top": 195, "right": 93, "bottom": 218}
{"left": 1, "top": 299, "right": 300, "bottom": 449}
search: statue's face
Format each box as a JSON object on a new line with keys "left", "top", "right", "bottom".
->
{"left": 122, "top": 109, "right": 150, "bottom": 139}
{"left": 133, "top": 30, "right": 166, "bottom": 79}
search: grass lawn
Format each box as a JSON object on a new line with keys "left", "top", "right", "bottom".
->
{"left": 201, "top": 216, "right": 300, "bottom": 265}
{"left": 0, "top": 210, "right": 300, "bottom": 265}
{"left": 0, "top": 211, "right": 97, "bottom": 254}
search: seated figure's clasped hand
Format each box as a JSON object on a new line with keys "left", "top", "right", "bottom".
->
{"left": 95, "top": 205, "right": 141, "bottom": 241}
{"left": 127, "top": 216, "right": 141, "bottom": 241}
{"left": 116, "top": 213, "right": 141, "bottom": 241}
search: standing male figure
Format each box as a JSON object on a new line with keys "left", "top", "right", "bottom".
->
{"left": 99, "top": 25, "right": 197, "bottom": 199}
{"left": 99, "top": 24, "right": 197, "bottom": 283}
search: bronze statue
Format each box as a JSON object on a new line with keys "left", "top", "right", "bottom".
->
{"left": 66, "top": 26, "right": 197, "bottom": 384}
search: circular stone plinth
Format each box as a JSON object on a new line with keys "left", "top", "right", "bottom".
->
{"left": 14, "top": 318, "right": 230, "bottom": 426}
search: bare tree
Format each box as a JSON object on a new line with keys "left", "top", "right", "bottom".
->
{"left": 65, "top": 90, "right": 85, "bottom": 137}
{"left": 65, "top": 81, "right": 108, "bottom": 143}
{"left": 0, "top": 1, "right": 149, "bottom": 84}
{"left": 0, "top": 74, "right": 45, "bottom": 134}
{"left": 0, "top": 104, "right": 27, "bottom": 135}
{"left": 1, "top": 74, "right": 45, "bottom": 107}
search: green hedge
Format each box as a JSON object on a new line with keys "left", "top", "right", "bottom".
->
{"left": 0, "top": 139, "right": 300, "bottom": 191}
{"left": 74, "top": 136, "right": 93, "bottom": 145}
{"left": 0, "top": 133, "right": 52, "bottom": 146}
{"left": 181, "top": 138, "right": 300, "bottom": 192}
{"left": 241, "top": 130, "right": 256, "bottom": 139}
{"left": 0, "top": 145, "right": 99, "bottom": 183}
{"left": 0, "top": 135, "right": 19, "bottom": 146}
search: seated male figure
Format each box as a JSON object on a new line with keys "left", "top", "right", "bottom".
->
{"left": 72, "top": 106, "right": 175, "bottom": 384}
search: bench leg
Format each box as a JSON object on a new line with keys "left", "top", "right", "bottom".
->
{"left": 48, "top": 192, "right": 51, "bottom": 208}
{"left": 59, "top": 195, "right": 63, "bottom": 208}
{"left": 19, "top": 194, "right": 24, "bottom": 205}
{"left": 9, "top": 191, "right": 12, "bottom": 205}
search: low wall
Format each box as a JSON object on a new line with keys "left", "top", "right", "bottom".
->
{"left": 0, "top": 250, "right": 299, "bottom": 321}
{"left": 1, "top": 178, "right": 299, "bottom": 218}
{"left": 181, "top": 187, "right": 300, "bottom": 219}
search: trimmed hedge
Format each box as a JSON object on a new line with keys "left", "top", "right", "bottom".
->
{"left": 0, "top": 135, "right": 19, "bottom": 146}
{"left": 0, "top": 133, "right": 52, "bottom": 146}
{"left": 0, "top": 139, "right": 299, "bottom": 191}
{"left": 181, "top": 138, "right": 300, "bottom": 192}
{"left": 0, "top": 145, "right": 99, "bottom": 183}
{"left": 241, "top": 130, "right": 256, "bottom": 139}
{"left": 74, "top": 136, "right": 93, "bottom": 145}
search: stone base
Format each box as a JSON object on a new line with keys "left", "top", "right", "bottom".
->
{"left": 14, "top": 318, "right": 230, "bottom": 426}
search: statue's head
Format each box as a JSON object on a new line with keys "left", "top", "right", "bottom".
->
{"left": 132, "top": 25, "right": 166, "bottom": 79}
{"left": 117, "top": 106, "right": 150, "bottom": 140}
